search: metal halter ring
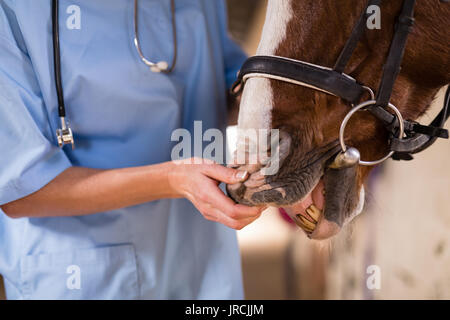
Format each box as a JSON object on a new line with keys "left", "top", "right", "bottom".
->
{"left": 339, "top": 100, "right": 405, "bottom": 166}
{"left": 361, "top": 86, "right": 375, "bottom": 102}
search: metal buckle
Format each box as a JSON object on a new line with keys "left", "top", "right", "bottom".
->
{"left": 339, "top": 100, "right": 405, "bottom": 166}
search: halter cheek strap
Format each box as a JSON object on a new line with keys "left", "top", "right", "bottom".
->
{"left": 231, "top": 0, "right": 449, "bottom": 163}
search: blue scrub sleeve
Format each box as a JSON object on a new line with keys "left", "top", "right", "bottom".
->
{"left": 0, "top": 13, "right": 72, "bottom": 205}
{"left": 217, "top": 1, "right": 248, "bottom": 89}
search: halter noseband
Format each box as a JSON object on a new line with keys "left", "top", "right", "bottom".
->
{"left": 232, "top": 0, "right": 449, "bottom": 166}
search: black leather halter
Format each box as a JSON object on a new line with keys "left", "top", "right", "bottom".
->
{"left": 232, "top": 0, "right": 449, "bottom": 163}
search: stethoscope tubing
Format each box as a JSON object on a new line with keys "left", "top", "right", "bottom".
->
{"left": 51, "top": 0, "right": 178, "bottom": 147}
{"left": 52, "top": 0, "right": 66, "bottom": 118}
{"left": 134, "top": 0, "right": 177, "bottom": 73}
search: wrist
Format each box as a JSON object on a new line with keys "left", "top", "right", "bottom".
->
{"left": 165, "top": 161, "right": 186, "bottom": 199}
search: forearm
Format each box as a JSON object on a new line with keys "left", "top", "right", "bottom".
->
{"left": 1, "top": 162, "right": 179, "bottom": 218}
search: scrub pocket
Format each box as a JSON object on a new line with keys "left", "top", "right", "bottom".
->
{"left": 20, "top": 244, "right": 139, "bottom": 300}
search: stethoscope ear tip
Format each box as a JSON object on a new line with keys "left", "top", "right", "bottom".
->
{"left": 150, "top": 61, "right": 169, "bottom": 73}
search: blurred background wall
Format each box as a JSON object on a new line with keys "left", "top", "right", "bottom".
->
{"left": 0, "top": 0, "right": 448, "bottom": 300}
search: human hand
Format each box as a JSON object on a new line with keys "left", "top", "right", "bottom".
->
{"left": 168, "top": 158, "right": 266, "bottom": 230}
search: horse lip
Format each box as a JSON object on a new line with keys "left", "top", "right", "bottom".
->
{"left": 309, "top": 217, "right": 341, "bottom": 240}
{"left": 322, "top": 161, "right": 360, "bottom": 227}
{"left": 306, "top": 158, "right": 361, "bottom": 239}
{"left": 227, "top": 140, "right": 344, "bottom": 207}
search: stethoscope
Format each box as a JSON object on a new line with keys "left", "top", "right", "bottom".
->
{"left": 52, "top": 0, "right": 177, "bottom": 149}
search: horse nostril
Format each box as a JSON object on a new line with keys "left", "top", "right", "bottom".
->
{"left": 226, "top": 182, "right": 246, "bottom": 203}
{"left": 243, "top": 171, "right": 266, "bottom": 188}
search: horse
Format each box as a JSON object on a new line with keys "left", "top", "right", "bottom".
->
{"left": 227, "top": 0, "right": 450, "bottom": 240}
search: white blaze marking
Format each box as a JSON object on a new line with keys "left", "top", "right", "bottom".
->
{"left": 237, "top": 0, "right": 293, "bottom": 141}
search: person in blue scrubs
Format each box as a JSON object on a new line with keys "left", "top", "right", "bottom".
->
{"left": 0, "top": 0, "right": 263, "bottom": 299}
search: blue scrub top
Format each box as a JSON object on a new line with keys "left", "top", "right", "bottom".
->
{"left": 0, "top": 0, "right": 247, "bottom": 299}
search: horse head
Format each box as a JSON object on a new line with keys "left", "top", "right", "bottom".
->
{"left": 227, "top": 0, "right": 450, "bottom": 239}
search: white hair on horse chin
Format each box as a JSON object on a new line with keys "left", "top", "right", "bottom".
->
{"left": 346, "top": 186, "right": 365, "bottom": 225}
{"left": 237, "top": 0, "right": 293, "bottom": 137}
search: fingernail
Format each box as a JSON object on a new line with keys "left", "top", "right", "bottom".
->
{"left": 236, "top": 170, "right": 249, "bottom": 181}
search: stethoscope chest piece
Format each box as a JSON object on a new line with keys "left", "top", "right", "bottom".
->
{"left": 56, "top": 117, "right": 75, "bottom": 149}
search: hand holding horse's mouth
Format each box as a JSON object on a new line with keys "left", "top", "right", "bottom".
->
{"left": 226, "top": 136, "right": 365, "bottom": 240}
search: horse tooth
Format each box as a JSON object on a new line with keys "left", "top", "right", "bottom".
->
{"left": 295, "top": 216, "right": 314, "bottom": 232}
{"left": 297, "top": 215, "right": 316, "bottom": 230}
{"left": 305, "top": 209, "right": 318, "bottom": 223}
{"left": 297, "top": 221, "right": 314, "bottom": 233}
{"left": 306, "top": 205, "right": 322, "bottom": 221}
{"left": 310, "top": 204, "right": 322, "bottom": 214}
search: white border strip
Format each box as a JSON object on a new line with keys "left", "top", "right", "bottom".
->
{"left": 242, "top": 73, "right": 338, "bottom": 98}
